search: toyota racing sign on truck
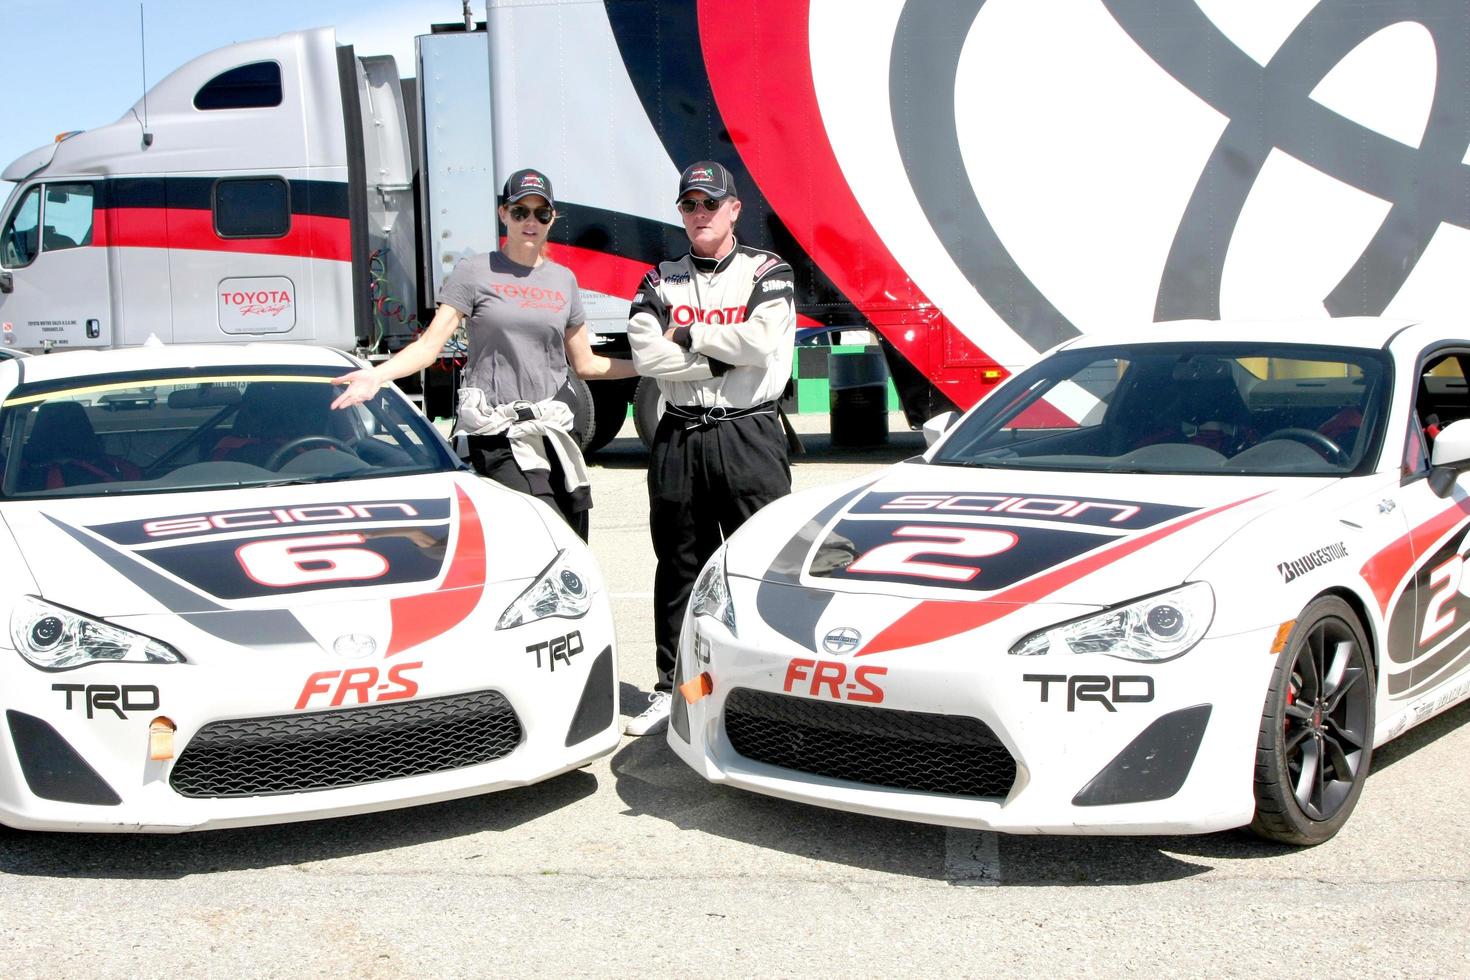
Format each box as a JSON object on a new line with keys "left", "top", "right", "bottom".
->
{"left": 4, "top": 0, "right": 1470, "bottom": 447}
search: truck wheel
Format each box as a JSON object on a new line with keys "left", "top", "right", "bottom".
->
{"left": 633, "top": 376, "right": 662, "bottom": 449}
{"left": 1249, "top": 596, "right": 1375, "bottom": 846}
{"left": 567, "top": 374, "right": 595, "bottom": 451}
{"left": 586, "top": 379, "right": 633, "bottom": 454}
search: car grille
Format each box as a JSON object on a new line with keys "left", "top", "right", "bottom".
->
{"left": 723, "top": 688, "right": 1016, "bottom": 798}
{"left": 169, "top": 691, "right": 523, "bottom": 798}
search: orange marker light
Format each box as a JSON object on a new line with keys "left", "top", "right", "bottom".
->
{"left": 679, "top": 672, "right": 713, "bottom": 705}
{"left": 148, "top": 717, "right": 176, "bottom": 761}
{"left": 1270, "top": 621, "right": 1296, "bottom": 654}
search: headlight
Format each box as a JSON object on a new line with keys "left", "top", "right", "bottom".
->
{"left": 9, "top": 595, "right": 184, "bottom": 671}
{"left": 1008, "top": 582, "right": 1213, "bottom": 662}
{"left": 496, "top": 549, "right": 593, "bottom": 629}
{"left": 689, "top": 545, "right": 736, "bottom": 636}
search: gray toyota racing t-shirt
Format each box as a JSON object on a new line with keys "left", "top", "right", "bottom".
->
{"left": 437, "top": 252, "right": 586, "bottom": 406}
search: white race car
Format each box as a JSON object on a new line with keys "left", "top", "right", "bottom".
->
{"left": 669, "top": 319, "right": 1470, "bottom": 845}
{"left": 0, "top": 344, "right": 617, "bottom": 832}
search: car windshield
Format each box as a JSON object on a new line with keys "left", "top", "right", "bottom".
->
{"left": 931, "top": 342, "right": 1391, "bottom": 476}
{"left": 0, "top": 367, "right": 460, "bottom": 498}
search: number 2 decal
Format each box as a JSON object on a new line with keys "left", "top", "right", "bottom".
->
{"left": 1421, "top": 551, "right": 1469, "bottom": 646}
{"left": 847, "top": 525, "right": 1019, "bottom": 582}
{"left": 236, "top": 533, "right": 389, "bottom": 588}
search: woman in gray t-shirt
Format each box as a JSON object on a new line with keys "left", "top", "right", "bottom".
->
{"left": 331, "top": 168, "right": 635, "bottom": 538}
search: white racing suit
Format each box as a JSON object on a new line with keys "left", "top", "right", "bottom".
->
{"left": 628, "top": 240, "right": 797, "bottom": 691}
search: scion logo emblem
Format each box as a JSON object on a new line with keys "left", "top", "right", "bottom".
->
{"left": 822, "top": 627, "right": 862, "bottom": 655}
{"left": 333, "top": 634, "right": 377, "bottom": 660}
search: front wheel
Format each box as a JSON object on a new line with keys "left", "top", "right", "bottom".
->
{"left": 1250, "top": 596, "right": 1375, "bottom": 846}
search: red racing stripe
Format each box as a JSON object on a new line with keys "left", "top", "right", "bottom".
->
{"left": 856, "top": 493, "right": 1266, "bottom": 656}
{"left": 697, "top": 0, "right": 1005, "bottom": 410}
{"left": 1360, "top": 496, "right": 1470, "bottom": 613}
{"left": 384, "top": 486, "right": 487, "bottom": 658}
{"left": 92, "top": 207, "right": 350, "bottom": 262}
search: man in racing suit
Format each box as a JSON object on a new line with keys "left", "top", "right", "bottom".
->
{"left": 624, "top": 160, "right": 797, "bottom": 735}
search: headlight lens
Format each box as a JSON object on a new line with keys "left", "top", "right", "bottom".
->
{"left": 689, "top": 545, "right": 736, "bottom": 636}
{"left": 9, "top": 595, "right": 184, "bottom": 671}
{"left": 496, "top": 549, "right": 593, "bottom": 629}
{"left": 1008, "top": 582, "right": 1213, "bottom": 662}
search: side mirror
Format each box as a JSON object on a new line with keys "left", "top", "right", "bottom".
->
{"left": 0, "top": 271, "right": 11, "bottom": 293}
{"left": 922, "top": 411, "right": 958, "bottom": 448}
{"left": 1427, "top": 418, "right": 1470, "bottom": 498}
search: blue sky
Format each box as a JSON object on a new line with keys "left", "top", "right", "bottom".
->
{"left": 1, "top": 0, "right": 462, "bottom": 188}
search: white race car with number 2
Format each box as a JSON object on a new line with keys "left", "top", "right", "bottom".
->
{"left": 0, "top": 344, "right": 616, "bottom": 832}
{"left": 670, "top": 319, "right": 1470, "bottom": 845}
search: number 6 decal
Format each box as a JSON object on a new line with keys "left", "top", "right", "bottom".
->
{"left": 848, "top": 525, "right": 1019, "bottom": 582}
{"left": 236, "top": 533, "right": 389, "bottom": 588}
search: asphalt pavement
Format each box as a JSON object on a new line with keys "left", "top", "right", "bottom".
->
{"left": 2, "top": 412, "right": 1468, "bottom": 977}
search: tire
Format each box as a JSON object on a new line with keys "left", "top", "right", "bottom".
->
{"left": 1250, "top": 596, "right": 1375, "bottom": 846}
{"left": 585, "top": 378, "right": 635, "bottom": 454}
{"left": 566, "top": 373, "right": 595, "bottom": 452}
{"left": 633, "top": 376, "right": 662, "bottom": 449}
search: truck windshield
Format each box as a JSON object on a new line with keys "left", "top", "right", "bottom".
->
{"left": 930, "top": 342, "right": 1391, "bottom": 476}
{"left": 0, "top": 370, "right": 461, "bottom": 498}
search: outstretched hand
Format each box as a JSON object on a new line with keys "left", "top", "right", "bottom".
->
{"left": 331, "top": 369, "right": 383, "bottom": 410}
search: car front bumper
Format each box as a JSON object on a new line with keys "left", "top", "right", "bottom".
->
{"left": 667, "top": 583, "right": 1278, "bottom": 836}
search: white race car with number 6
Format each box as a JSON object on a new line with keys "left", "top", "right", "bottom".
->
{"left": 670, "top": 319, "right": 1470, "bottom": 845}
{"left": 0, "top": 344, "right": 617, "bottom": 832}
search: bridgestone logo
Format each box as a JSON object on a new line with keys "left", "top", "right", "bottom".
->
{"left": 1277, "top": 542, "right": 1348, "bottom": 583}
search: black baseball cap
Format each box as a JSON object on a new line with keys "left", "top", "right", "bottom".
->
{"left": 502, "top": 168, "right": 554, "bottom": 206}
{"left": 676, "top": 160, "right": 737, "bottom": 201}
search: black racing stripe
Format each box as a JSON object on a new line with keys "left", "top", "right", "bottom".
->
{"left": 46, "top": 514, "right": 316, "bottom": 647}
{"left": 8, "top": 363, "right": 343, "bottom": 401}
{"left": 755, "top": 480, "right": 878, "bottom": 652}
{"left": 601, "top": 2, "right": 871, "bottom": 328}
{"left": 890, "top": 0, "right": 1079, "bottom": 355}
{"left": 96, "top": 177, "right": 349, "bottom": 219}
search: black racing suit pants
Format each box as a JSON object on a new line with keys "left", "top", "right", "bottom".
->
{"left": 649, "top": 405, "right": 791, "bottom": 691}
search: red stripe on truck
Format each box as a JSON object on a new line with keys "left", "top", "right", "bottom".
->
{"left": 93, "top": 207, "right": 351, "bottom": 261}
{"left": 697, "top": 0, "right": 1007, "bottom": 410}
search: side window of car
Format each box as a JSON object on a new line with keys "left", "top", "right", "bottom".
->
{"left": 214, "top": 178, "right": 290, "bottom": 239}
{"left": 1, "top": 186, "right": 42, "bottom": 268}
{"left": 41, "top": 183, "right": 95, "bottom": 252}
{"left": 1414, "top": 352, "right": 1470, "bottom": 459}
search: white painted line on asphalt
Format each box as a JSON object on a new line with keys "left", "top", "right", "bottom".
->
{"left": 610, "top": 592, "right": 654, "bottom": 599}
{"left": 944, "top": 828, "right": 1001, "bottom": 885}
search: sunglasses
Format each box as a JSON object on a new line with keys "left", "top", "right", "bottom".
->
{"left": 678, "top": 198, "right": 724, "bottom": 214}
{"left": 506, "top": 204, "right": 554, "bottom": 224}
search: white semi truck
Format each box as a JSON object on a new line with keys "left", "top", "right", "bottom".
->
{"left": 4, "top": 1, "right": 1470, "bottom": 449}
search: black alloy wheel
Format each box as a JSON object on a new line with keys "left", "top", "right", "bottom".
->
{"left": 1250, "top": 596, "right": 1375, "bottom": 846}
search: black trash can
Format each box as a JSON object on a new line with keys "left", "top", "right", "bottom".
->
{"left": 829, "top": 348, "right": 889, "bottom": 447}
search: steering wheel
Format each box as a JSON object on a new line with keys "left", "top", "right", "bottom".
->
{"left": 1263, "top": 427, "right": 1346, "bottom": 464}
{"left": 264, "top": 435, "right": 355, "bottom": 470}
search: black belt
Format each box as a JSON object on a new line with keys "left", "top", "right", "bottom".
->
{"left": 664, "top": 401, "right": 778, "bottom": 429}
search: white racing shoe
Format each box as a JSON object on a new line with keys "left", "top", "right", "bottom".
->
{"left": 625, "top": 691, "right": 672, "bottom": 736}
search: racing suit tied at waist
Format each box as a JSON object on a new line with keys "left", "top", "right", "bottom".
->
{"left": 454, "top": 388, "right": 591, "bottom": 494}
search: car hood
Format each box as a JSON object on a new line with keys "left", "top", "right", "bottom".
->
{"left": 728, "top": 462, "right": 1328, "bottom": 652}
{"left": 2, "top": 472, "right": 554, "bottom": 621}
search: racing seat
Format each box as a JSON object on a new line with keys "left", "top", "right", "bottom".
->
{"left": 1160, "top": 360, "right": 1256, "bottom": 455}
{"left": 17, "top": 401, "right": 141, "bottom": 490}
{"left": 212, "top": 381, "right": 337, "bottom": 468}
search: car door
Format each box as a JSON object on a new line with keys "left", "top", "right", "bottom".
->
{"left": 0, "top": 181, "right": 112, "bottom": 350}
{"left": 1383, "top": 347, "right": 1470, "bottom": 703}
